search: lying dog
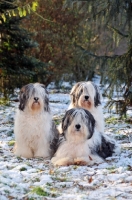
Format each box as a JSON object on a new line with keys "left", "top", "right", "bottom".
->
{"left": 52, "top": 108, "right": 120, "bottom": 166}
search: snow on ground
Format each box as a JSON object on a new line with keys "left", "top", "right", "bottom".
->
{"left": 0, "top": 78, "right": 132, "bottom": 200}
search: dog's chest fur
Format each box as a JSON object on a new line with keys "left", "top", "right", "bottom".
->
{"left": 15, "top": 110, "right": 52, "bottom": 147}
{"left": 57, "top": 140, "right": 91, "bottom": 158}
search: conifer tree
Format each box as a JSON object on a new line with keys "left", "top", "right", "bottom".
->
{"left": 0, "top": 0, "right": 46, "bottom": 94}
{"left": 64, "top": 0, "right": 132, "bottom": 116}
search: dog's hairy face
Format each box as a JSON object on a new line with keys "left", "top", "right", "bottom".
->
{"left": 70, "top": 81, "right": 101, "bottom": 109}
{"left": 19, "top": 83, "right": 49, "bottom": 112}
{"left": 62, "top": 108, "right": 95, "bottom": 142}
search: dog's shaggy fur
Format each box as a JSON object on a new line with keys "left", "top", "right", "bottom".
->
{"left": 14, "top": 83, "right": 58, "bottom": 158}
{"left": 51, "top": 108, "right": 120, "bottom": 166}
{"left": 69, "top": 81, "right": 104, "bottom": 133}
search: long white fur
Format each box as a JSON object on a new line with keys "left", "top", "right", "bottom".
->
{"left": 14, "top": 83, "right": 55, "bottom": 158}
{"left": 69, "top": 81, "right": 104, "bottom": 133}
{"left": 51, "top": 130, "right": 104, "bottom": 166}
{"left": 52, "top": 109, "right": 104, "bottom": 166}
{"left": 52, "top": 108, "right": 120, "bottom": 166}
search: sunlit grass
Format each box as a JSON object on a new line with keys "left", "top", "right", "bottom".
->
{"left": 0, "top": 97, "right": 10, "bottom": 106}
{"left": 31, "top": 186, "right": 49, "bottom": 196}
{"left": 8, "top": 140, "right": 15, "bottom": 146}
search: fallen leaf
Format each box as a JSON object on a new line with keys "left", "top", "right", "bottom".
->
{"left": 88, "top": 176, "right": 93, "bottom": 183}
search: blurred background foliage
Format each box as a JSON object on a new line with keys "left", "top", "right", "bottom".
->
{"left": 0, "top": 0, "right": 132, "bottom": 115}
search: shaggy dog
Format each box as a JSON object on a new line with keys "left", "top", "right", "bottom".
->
{"left": 68, "top": 81, "right": 104, "bottom": 133}
{"left": 14, "top": 83, "right": 58, "bottom": 158}
{"left": 51, "top": 108, "right": 120, "bottom": 166}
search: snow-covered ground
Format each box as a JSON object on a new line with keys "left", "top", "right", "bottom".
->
{"left": 0, "top": 78, "right": 132, "bottom": 200}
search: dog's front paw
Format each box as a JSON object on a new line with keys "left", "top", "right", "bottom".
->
{"left": 51, "top": 157, "right": 74, "bottom": 166}
{"left": 74, "top": 160, "right": 88, "bottom": 166}
{"left": 74, "top": 157, "right": 89, "bottom": 166}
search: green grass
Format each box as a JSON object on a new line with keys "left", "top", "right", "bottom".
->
{"left": 105, "top": 115, "right": 132, "bottom": 124}
{"left": 8, "top": 140, "right": 15, "bottom": 146}
{"left": 127, "top": 165, "right": 132, "bottom": 171}
{"left": 32, "top": 178, "right": 40, "bottom": 183}
{"left": 19, "top": 167, "right": 27, "bottom": 171}
{"left": 46, "top": 182, "right": 52, "bottom": 186}
{"left": 54, "top": 119, "right": 61, "bottom": 125}
{"left": 0, "top": 97, "right": 10, "bottom": 106}
{"left": 31, "top": 186, "right": 49, "bottom": 196}
{"left": 105, "top": 116, "right": 119, "bottom": 124}
{"left": 106, "top": 166, "right": 116, "bottom": 170}
{"left": 7, "top": 131, "right": 13, "bottom": 136}
{"left": 4, "top": 189, "right": 9, "bottom": 194}
{"left": 53, "top": 115, "right": 63, "bottom": 125}
{"left": 106, "top": 166, "right": 116, "bottom": 173}
{"left": 52, "top": 176, "right": 67, "bottom": 182}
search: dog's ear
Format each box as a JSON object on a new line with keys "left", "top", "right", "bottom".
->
{"left": 84, "top": 109, "right": 95, "bottom": 139}
{"left": 62, "top": 113, "right": 69, "bottom": 135}
{"left": 62, "top": 109, "right": 75, "bottom": 136}
{"left": 44, "top": 95, "right": 50, "bottom": 112}
{"left": 70, "top": 82, "right": 82, "bottom": 105}
{"left": 40, "top": 84, "right": 50, "bottom": 112}
{"left": 92, "top": 83, "right": 101, "bottom": 107}
{"left": 19, "top": 86, "right": 29, "bottom": 111}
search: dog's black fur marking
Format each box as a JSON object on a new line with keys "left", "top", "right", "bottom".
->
{"left": 50, "top": 122, "right": 59, "bottom": 156}
{"left": 44, "top": 95, "right": 50, "bottom": 112}
{"left": 40, "top": 83, "right": 50, "bottom": 112}
{"left": 83, "top": 109, "right": 95, "bottom": 139}
{"left": 91, "top": 83, "right": 101, "bottom": 107}
{"left": 96, "top": 135, "right": 115, "bottom": 159}
{"left": 19, "top": 84, "right": 33, "bottom": 111}
{"left": 61, "top": 108, "right": 75, "bottom": 133}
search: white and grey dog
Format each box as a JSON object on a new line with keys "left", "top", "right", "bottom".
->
{"left": 51, "top": 108, "right": 120, "bottom": 166}
{"left": 68, "top": 81, "right": 104, "bottom": 133}
{"left": 14, "top": 83, "right": 58, "bottom": 159}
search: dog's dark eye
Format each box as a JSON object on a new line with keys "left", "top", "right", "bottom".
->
{"left": 81, "top": 88, "right": 83, "bottom": 93}
{"left": 63, "top": 125, "right": 67, "bottom": 130}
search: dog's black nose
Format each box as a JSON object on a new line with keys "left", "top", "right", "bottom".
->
{"left": 34, "top": 97, "right": 39, "bottom": 101}
{"left": 75, "top": 124, "right": 81, "bottom": 130}
{"left": 85, "top": 95, "right": 89, "bottom": 100}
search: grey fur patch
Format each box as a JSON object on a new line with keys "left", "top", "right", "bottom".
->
{"left": 19, "top": 83, "right": 33, "bottom": 111}
{"left": 50, "top": 122, "right": 59, "bottom": 156}
{"left": 91, "top": 82, "right": 101, "bottom": 107}
{"left": 96, "top": 135, "right": 115, "bottom": 159}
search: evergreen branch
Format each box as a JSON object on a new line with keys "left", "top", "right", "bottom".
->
{"left": 92, "top": 6, "right": 108, "bottom": 18}
{"left": 32, "top": 11, "right": 56, "bottom": 23}
{"left": 0, "top": 0, "right": 16, "bottom": 5}
{"left": 107, "top": 26, "right": 129, "bottom": 37}
{"left": 74, "top": 44, "right": 118, "bottom": 59}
